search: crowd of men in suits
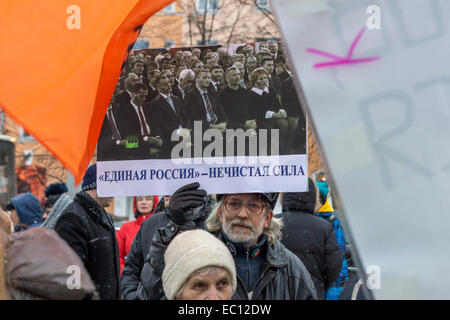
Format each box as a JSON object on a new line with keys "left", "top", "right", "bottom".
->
{"left": 98, "top": 42, "right": 306, "bottom": 161}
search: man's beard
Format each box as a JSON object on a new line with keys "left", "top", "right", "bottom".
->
{"left": 222, "top": 216, "right": 265, "bottom": 246}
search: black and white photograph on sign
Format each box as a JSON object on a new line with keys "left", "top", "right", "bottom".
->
{"left": 97, "top": 43, "right": 306, "bottom": 161}
{"left": 97, "top": 43, "right": 308, "bottom": 197}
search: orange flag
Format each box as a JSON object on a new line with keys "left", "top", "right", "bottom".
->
{"left": 0, "top": 0, "right": 173, "bottom": 184}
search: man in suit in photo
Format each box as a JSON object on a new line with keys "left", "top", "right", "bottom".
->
{"left": 145, "top": 75, "right": 190, "bottom": 159}
{"left": 173, "top": 68, "right": 195, "bottom": 101}
{"left": 208, "top": 64, "right": 224, "bottom": 94}
{"left": 115, "top": 82, "right": 162, "bottom": 159}
{"left": 183, "top": 69, "right": 228, "bottom": 133}
{"left": 117, "top": 73, "right": 139, "bottom": 107}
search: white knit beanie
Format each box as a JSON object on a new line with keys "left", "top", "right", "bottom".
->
{"left": 162, "top": 229, "right": 237, "bottom": 300}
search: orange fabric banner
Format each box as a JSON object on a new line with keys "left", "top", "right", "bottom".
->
{"left": 0, "top": 0, "right": 173, "bottom": 184}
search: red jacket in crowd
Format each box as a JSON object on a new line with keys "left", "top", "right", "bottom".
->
{"left": 116, "top": 196, "right": 159, "bottom": 274}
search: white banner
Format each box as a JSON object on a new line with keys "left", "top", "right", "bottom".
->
{"left": 97, "top": 155, "right": 307, "bottom": 197}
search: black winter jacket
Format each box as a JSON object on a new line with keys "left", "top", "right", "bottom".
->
{"left": 281, "top": 185, "right": 342, "bottom": 300}
{"left": 136, "top": 219, "right": 317, "bottom": 300}
{"left": 120, "top": 196, "right": 216, "bottom": 300}
{"left": 54, "top": 191, "right": 120, "bottom": 300}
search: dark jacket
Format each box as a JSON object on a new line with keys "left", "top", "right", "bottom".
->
{"left": 120, "top": 195, "right": 216, "bottom": 300}
{"left": 135, "top": 213, "right": 317, "bottom": 300}
{"left": 54, "top": 191, "right": 120, "bottom": 300}
{"left": 281, "top": 181, "right": 342, "bottom": 300}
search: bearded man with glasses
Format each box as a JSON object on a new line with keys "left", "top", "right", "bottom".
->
{"left": 135, "top": 183, "right": 317, "bottom": 300}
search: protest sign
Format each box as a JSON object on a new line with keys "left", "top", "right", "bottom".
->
{"left": 97, "top": 45, "right": 308, "bottom": 196}
{"left": 273, "top": 0, "right": 450, "bottom": 299}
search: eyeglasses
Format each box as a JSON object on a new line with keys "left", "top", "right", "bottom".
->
{"left": 224, "top": 198, "right": 265, "bottom": 216}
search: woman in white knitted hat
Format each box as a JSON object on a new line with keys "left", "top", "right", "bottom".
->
{"left": 162, "top": 229, "right": 237, "bottom": 300}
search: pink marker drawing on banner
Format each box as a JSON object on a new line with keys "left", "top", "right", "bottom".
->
{"left": 307, "top": 27, "right": 380, "bottom": 68}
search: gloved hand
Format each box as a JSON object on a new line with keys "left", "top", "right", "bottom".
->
{"left": 169, "top": 182, "right": 207, "bottom": 225}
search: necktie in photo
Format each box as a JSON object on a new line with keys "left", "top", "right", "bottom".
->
{"left": 137, "top": 105, "right": 150, "bottom": 136}
{"left": 203, "top": 92, "right": 218, "bottom": 124}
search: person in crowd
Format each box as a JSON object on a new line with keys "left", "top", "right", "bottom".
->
{"left": 314, "top": 177, "right": 349, "bottom": 300}
{"left": 281, "top": 178, "right": 342, "bottom": 300}
{"left": 117, "top": 195, "right": 159, "bottom": 274}
{"left": 136, "top": 182, "right": 317, "bottom": 300}
{"left": 131, "top": 60, "right": 145, "bottom": 82}
{"left": 192, "top": 60, "right": 205, "bottom": 75}
{"left": 55, "top": 163, "right": 120, "bottom": 300}
{"left": 6, "top": 193, "right": 43, "bottom": 232}
{"left": 121, "top": 193, "right": 216, "bottom": 300}
{"left": 0, "top": 227, "right": 99, "bottom": 300}
{"left": 268, "top": 41, "right": 279, "bottom": 59}
{"left": 232, "top": 62, "right": 247, "bottom": 89}
{"left": 219, "top": 66, "right": 254, "bottom": 131}
{"left": 247, "top": 67, "right": 288, "bottom": 154}
{"left": 244, "top": 55, "right": 257, "bottom": 85}
{"left": 145, "top": 69, "right": 161, "bottom": 104}
{"left": 192, "top": 47, "right": 202, "bottom": 59}
{"left": 260, "top": 57, "right": 276, "bottom": 91}
{"left": 208, "top": 64, "right": 224, "bottom": 94}
{"left": 162, "top": 229, "right": 236, "bottom": 300}
{"left": 183, "top": 69, "right": 228, "bottom": 134}
{"left": 145, "top": 74, "right": 190, "bottom": 158}
{"left": 205, "top": 55, "right": 216, "bottom": 71}
{"left": 274, "top": 55, "right": 306, "bottom": 153}
{"left": 115, "top": 82, "right": 162, "bottom": 159}
{"left": 173, "top": 68, "right": 195, "bottom": 100}
{"left": 217, "top": 47, "right": 232, "bottom": 69}
{"left": 187, "top": 54, "right": 198, "bottom": 69}
{"left": 117, "top": 73, "right": 139, "bottom": 107}
{"left": 42, "top": 182, "right": 73, "bottom": 229}
{"left": 256, "top": 48, "right": 272, "bottom": 66}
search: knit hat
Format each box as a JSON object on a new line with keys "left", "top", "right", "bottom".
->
{"left": 81, "top": 164, "right": 97, "bottom": 191}
{"left": 45, "top": 182, "right": 68, "bottom": 197}
{"left": 162, "top": 229, "right": 237, "bottom": 300}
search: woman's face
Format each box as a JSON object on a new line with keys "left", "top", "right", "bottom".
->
{"left": 178, "top": 267, "right": 233, "bottom": 300}
{"left": 136, "top": 196, "right": 154, "bottom": 215}
{"left": 255, "top": 73, "right": 268, "bottom": 90}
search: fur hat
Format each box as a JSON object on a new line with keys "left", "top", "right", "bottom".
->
{"left": 45, "top": 182, "right": 68, "bottom": 198}
{"left": 162, "top": 229, "right": 236, "bottom": 300}
{"left": 81, "top": 164, "right": 97, "bottom": 191}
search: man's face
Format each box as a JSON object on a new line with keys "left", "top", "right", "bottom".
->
{"left": 218, "top": 194, "right": 272, "bottom": 246}
{"left": 211, "top": 68, "right": 223, "bottom": 82}
{"left": 245, "top": 56, "right": 257, "bottom": 72}
{"left": 226, "top": 69, "right": 240, "bottom": 87}
{"left": 192, "top": 48, "right": 201, "bottom": 58}
{"left": 196, "top": 71, "right": 211, "bottom": 90}
{"left": 157, "top": 76, "right": 172, "bottom": 95}
{"left": 268, "top": 42, "right": 278, "bottom": 54}
{"left": 206, "top": 57, "right": 215, "bottom": 68}
{"left": 148, "top": 70, "right": 161, "bottom": 87}
{"left": 243, "top": 46, "right": 254, "bottom": 56}
{"left": 259, "top": 42, "right": 268, "bottom": 51}
{"left": 236, "top": 54, "right": 245, "bottom": 65}
{"left": 180, "top": 73, "right": 195, "bottom": 91}
{"left": 97, "top": 196, "right": 113, "bottom": 208}
{"left": 176, "top": 50, "right": 184, "bottom": 62}
{"left": 162, "top": 70, "right": 175, "bottom": 86}
{"left": 132, "top": 88, "right": 148, "bottom": 106}
{"left": 262, "top": 60, "right": 274, "bottom": 75}
{"left": 233, "top": 63, "right": 245, "bottom": 80}
{"left": 183, "top": 52, "right": 192, "bottom": 65}
{"left": 132, "top": 62, "right": 144, "bottom": 76}
{"left": 193, "top": 61, "right": 204, "bottom": 74}
{"left": 125, "top": 74, "right": 139, "bottom": 91}
{"left": 143, "top": 55, "right": 153, "bottom": 66}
